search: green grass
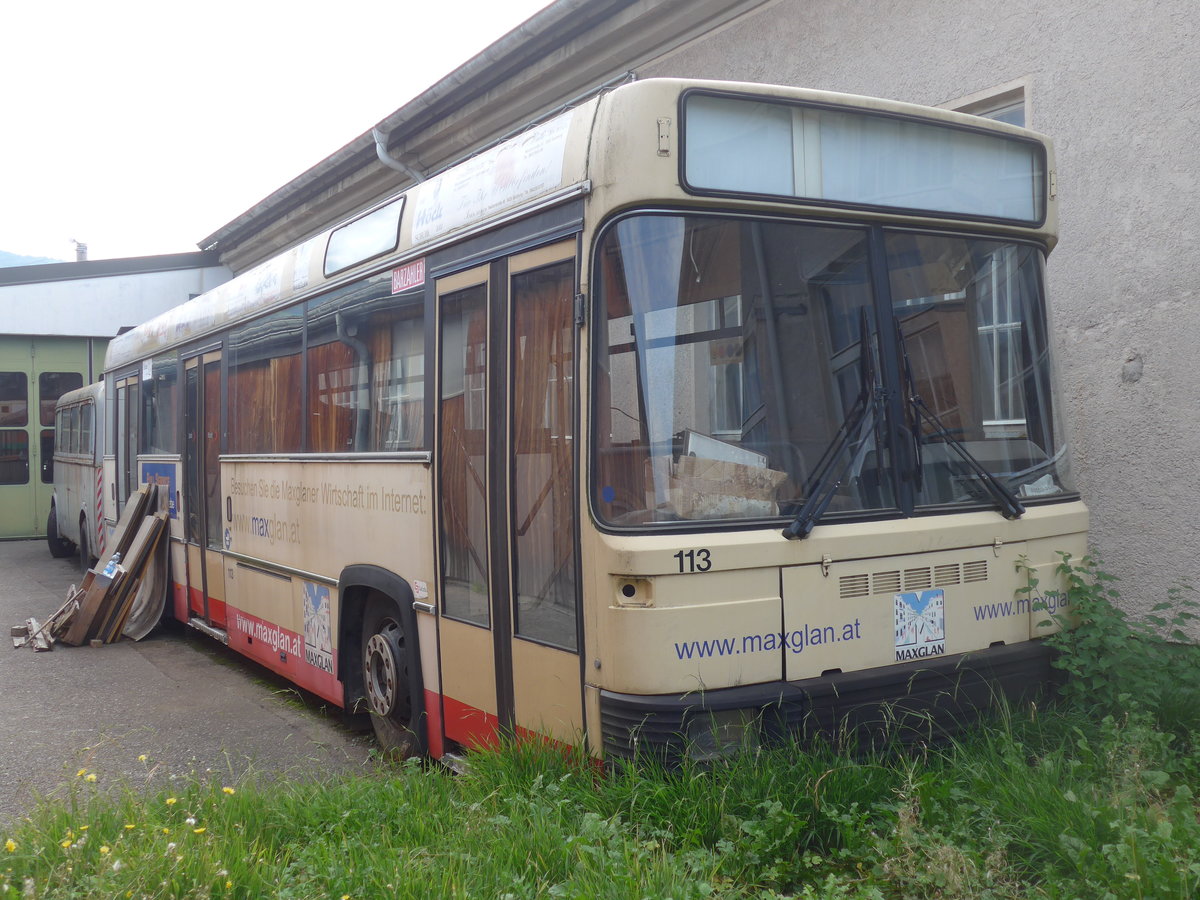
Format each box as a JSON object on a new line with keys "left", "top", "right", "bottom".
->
{"left": 5, "top": 698, "right": 1198, "bottom": 899}
{"left": 4, "top": 556, "right": 1199, "bottom": 899}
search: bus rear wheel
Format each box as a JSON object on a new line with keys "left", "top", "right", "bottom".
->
{"left": 47, "top": 508, "right": 73, "bottom": 558}
{"left": 361, "top": 596, "right": 418, "bottom": 758}
{"left": 78, "top": 521, "right": 92, "bottom": 575}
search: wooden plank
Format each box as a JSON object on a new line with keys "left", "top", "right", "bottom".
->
{"left": 45, "top": 588, "right": 84, "bottom": 638}
{"left": 92, "top": 568, "right": 132, "bottom": 645}
{"left": 119, "top": 514, "right": 164, "bottom": 580}
{"left": 99, "top": 511, "right": 171, "bottom": 643}
{"left": 29, "top": 619, "right": 52, "bottom": 652}
{"left": 58, "top": 571, "right": 115, "bottom": 646}
{"left": 95, "top": 484, "right": 155, "bottom": 573}
{"left": 98, "top": 514, "right": 168, "bottom": 643}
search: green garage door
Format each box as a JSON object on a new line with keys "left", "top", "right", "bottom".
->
{"left": 0, "top": 336, "right": 104, "bottom": 540}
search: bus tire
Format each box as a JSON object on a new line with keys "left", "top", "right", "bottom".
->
{"left": 361, "top": 595, "right": 419, "bottom": 758}
{"left": 47, "top": 508, "right": 73, "bottom": 558}
{"left": 78, "top": 520, "right": 92, "bottom": 575}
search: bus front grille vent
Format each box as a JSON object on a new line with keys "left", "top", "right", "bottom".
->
{"left": 904, "top": 567, "right": 932, "bottom": 590}
{"left": 934, "top": 564, "right": 961, "bottom": 586}
{"left": 839, "top": 560, "right": 991, "bottom": 599}
{"left": 839, "top": 574, "right": 870, "bottom": 599}
{"left": 872, "top": 571, "right": 902, "bottom": 595}
{"left": 963, "top": 560, "right": 989, "bottom": 583}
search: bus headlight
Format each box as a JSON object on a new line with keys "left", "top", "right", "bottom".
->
{"left": 684, "top": 708, "right": 759, "bottom": 762}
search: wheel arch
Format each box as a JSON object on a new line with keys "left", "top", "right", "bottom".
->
{"left": 337, "top": 565, "right": 428, "bottom": 756}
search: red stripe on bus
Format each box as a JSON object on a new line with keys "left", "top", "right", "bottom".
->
{"left": 440, "top": 694, "right": 502, "bottom": 750}
{"left": 227, "top": 605, "right": 343, "bottom": 705}
{"left": 424, "top": 690, "right": 445, "bottom": 758}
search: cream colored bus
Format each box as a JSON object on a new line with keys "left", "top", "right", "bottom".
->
{"left": 102, "top": 78, "right": 1086, "bottom": 762}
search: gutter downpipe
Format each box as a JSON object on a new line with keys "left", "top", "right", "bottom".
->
{"left": 372, "top": 128, "right": 426, "bottom": 182}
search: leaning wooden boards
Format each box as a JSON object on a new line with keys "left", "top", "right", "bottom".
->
{"left": 53, "top": 484, "right": 169, "bottom": 647}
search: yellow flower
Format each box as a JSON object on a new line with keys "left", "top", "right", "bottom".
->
{"left": 60, "top": 840, "right": 71, "bottom": 849}
{"left": 165, "top": 797, "right": 177, "bottom": 806}
{"left": 76, "top": 769, "right": 87, "bottom": 778}
{"left": 85, "top": 774, "right": 97, "bottom": 783}
{"left": 222, "top": 786, "right": 235, "bottom": 795}
{"left": 225, "top": 881, "right": 233, "bottom": 890}
{"left": 4, "top": 839, "right": 15, "bottom": 853}
{"left": 193, "top": 827, "right": 206, "bottom": 834}
{"left": 162, "top": 828, "right": 171, "bottom": 835}
{"left": 137, "top": 754, "right": 147, "bottom": 762}
{"left": 78, "top": 826, "right": 88, "bottom": 831}
{"left": 124, "top": 824, "right": 135, "bottom": 830}
{"left": 99, "top": 846, "right": 110, "bottom": 855}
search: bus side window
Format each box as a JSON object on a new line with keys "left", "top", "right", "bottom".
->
{"left": 229, "top": 309, "right": 304, "bottom": 453}
{"left": 81, "top": 403, "right": 93, "bottom": 458}
{"left": 305, "top": 273, "right": 425, "bottom": 452}
{"left": 67, "top": 406, "right": 80, "bottom": 455}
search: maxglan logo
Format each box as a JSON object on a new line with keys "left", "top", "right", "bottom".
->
{"left": 894, "top": 589, "right": 946, "bottom": 661}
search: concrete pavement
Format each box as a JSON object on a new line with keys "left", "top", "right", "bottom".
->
{"left": 0, "top": 540, "right": 375, "bottom": 825}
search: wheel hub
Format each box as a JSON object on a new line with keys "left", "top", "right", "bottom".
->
{"left": 364, "top": 631, "right": 399, "bottom": 717}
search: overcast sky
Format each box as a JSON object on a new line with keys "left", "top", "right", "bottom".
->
{"left": 0, "top": 0, "right": 552, "bottom": 263}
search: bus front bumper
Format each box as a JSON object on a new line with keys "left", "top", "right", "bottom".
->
{"left": 598, "top": 640, "right": 1061, "bottom": 763}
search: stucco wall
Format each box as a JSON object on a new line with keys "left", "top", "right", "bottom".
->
{"left": 638, "top": 0, "right": 1200, "bottom": 617}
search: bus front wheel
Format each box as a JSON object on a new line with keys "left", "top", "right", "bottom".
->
{"left": 361, "top": 596, "right": 418, "bottom": 758}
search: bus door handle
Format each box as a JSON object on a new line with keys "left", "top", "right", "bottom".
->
{"left": 412, "top": 601, "right": 436, "bottom": 615}
{"left": 226, "top": 496, "right": 232, "bottom": 522}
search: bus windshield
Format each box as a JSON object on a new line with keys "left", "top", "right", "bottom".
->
{"left": 592, "top": 214, "right": 1075, "bottom": 527}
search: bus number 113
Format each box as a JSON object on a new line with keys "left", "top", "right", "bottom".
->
{"left": 674, "top": 549, "right": 712, "bottom": 573}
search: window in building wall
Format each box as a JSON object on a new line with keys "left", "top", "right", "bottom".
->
{"left": 950, "top": 81, "right": 1027, "bottom": 129}
{"left": 0, "top": 372, "right": 28, "bottom": 427}
{"left": 0, "top": 430, "right": 28, "bottom": 484}
{"left": 38, "top": 372, "right": 82, "bottom": 426}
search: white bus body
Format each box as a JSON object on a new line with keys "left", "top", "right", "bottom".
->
{"left": 48, "top": 381, "right": 106, "bottom": 570}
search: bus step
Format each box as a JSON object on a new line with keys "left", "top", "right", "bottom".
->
{"left": 439, "top": 752, "right": 470, "bottom": 775}
{"left": 186, "top": 617, "right": 229, "bottom": 645}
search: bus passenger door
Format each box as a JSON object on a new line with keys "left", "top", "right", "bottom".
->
{"left": 435, "top": 243, "right": 582, "bottom": 752}
{"left": 506, "top": 245, "right": 582, "bottom": 746}
{"left": 183, "top": 351, "right": 227, "bottom": 631}
{"left": 437, "top": 266, "right": 501, "bottom": 747}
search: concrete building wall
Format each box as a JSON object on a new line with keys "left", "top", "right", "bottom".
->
{"left": 636, "top": 0, "right": 1200, "bottom": 615}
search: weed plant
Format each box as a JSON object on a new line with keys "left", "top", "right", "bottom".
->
{"left": 4, "top": 555, "right": 1199, "bottom": 898}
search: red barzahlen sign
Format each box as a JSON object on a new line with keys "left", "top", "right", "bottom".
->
{"left": 392, "top": 258, "right": 426, "bottom": 294}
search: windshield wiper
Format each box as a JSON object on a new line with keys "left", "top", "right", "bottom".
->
{"left": 783, "top": 309, "right": 883, "bottom": 540}
{"left": 894, "top": 322, "right": 1025, "bottom": 520}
